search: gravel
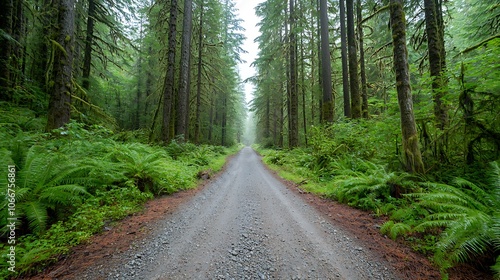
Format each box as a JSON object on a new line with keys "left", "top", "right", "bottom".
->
{"left": 80, "top": 147, "right": 400, "bottom": 280}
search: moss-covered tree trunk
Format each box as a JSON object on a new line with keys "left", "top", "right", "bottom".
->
{"left": 176, "top": 0, "right": 193, "bottom": 140}
{"left": 347, "top": 0, "right": 361, "bottom": 118}
{"left": 46, "top": 0, "right": 75, "bottom": 131}
{"left": 424, "top": 0, "right": 448, "bottom": 130}
{"left": 319, "top": 0, "right": 334, "bottom": 123}
{"left": 32, "top": 0, "right": 51, "bottom": 91}
{"left": 194, "top": 0, "right": 204, "bottom": 144}
{"left": 162, "top": 0, "right": 178, "bottom": 143}
{"left": 390, "top": 0, "right": 425, "bottom": 173}
{"left": 339, "top": 0, "right": 350, "bottom": 118}
{"left": 0, "top": 0, "right": 13, "bottom": 99}
{"left": 289, "top": 0, "right": 299, "bottom": 148}
{"left": 81, "top": 0, "right": 95, "bottom": 90}
{"left": 357, "top": 0, "right": 368, "bottom": 118}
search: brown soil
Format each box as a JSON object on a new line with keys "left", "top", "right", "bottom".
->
{"left": 24, "top": 152, "right": 493, "bottom": 280}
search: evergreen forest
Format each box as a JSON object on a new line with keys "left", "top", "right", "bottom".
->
{"left": 0, "top": 0, "right": 499, "bottom": 278}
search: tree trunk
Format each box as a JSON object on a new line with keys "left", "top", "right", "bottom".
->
{"left": 82, "top": 0, "right": 95, "bottom": 90}
{"left": 221, "top": 95, "right": 227, "bottom": 146}
{"left": 289, "top": 0, "right": 299, "bottom": 148}
{"left": 390, "top": 0, "right": 425, "bottom": 174}
{"left": 194, "top": 0, "right": 204, "bottom": 144}
{"left": 32, "top": 0, "right": 51, "bottom": 90}
{"left": 319, "top": 0, "right": 334, "bottom": 123}
{"left": 339, "top": 0, "right": 350, "bottom": 118}
{"left": 0, "top": 0, "right": 13, "bottom": 99}
{"left": 162, "top": 0, "right": 178, "bottom": 143}
{"left": 357, "top": 0, "right": 368, "bottom": 118}
{"left": 265, "top": 95, "right": 270, "bottom": 139}
{"left": 46, "top": 0, "right": 75, "bottom": 131}
{"left": 176, "top": 0, "right": 193, "bottom": 139}
{"left": 300, "top": 31, "right": 308, "bottom": 145}
{"left": 279, "top": 89, "right": 284, "bottom": 148}
{"left": 424, "top": 0, "right": 448, "bottom": 130}
{"left": 316, "top": 0, "right": 323, "bottom": 123}
{"left": 208, "top": 92, "right": 214, "bottom": 143}
{"left": 133, "top": 16, "right": 145, "bottom": 130}
{"left": 310, "top": 0, "right": 316, "bottom": 125}
{"left": 347, "top": 0, "right": 361, "bottom": 118}
{"left": 11, "top": 0, "right": 25, "bottom": 88}
{"left": 144, "top": 46, "right": 153, "bottom": 122}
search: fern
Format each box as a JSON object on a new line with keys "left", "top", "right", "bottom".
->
{"left": 109, "top": 143, "right": 194, "bottom": 195}
{"left": 381, "top": 221, "right": 412, "bottom": 240}
{"left": 410, "top": 162, "right": 500, "bottom": 276}
{"left": 0, "top": 146, "right": 92, "bottom": 234}
{"left": 328, "top": 159, "right": 416, "bottom": 211}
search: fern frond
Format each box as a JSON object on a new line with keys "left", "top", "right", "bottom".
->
{"left": 21, "top": 201, "right": 48, "bottom": 233}
{"left": 380, "top": 221, "right": 412, "bottom": 240}
{"left": 39, "top": 185, "right": 89, "bottom": 205}
{"left": 492, "top": 256, "right": 500, "bottom": 280}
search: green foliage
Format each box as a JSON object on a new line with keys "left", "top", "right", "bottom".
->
{"left": 409, "top": 162, "right": 500, "bottom": 276}
{"left": 327, "top": 159, "right": 417, "bottom": 212}
{"left": 0, "top": 116, "right": 237, "bottom": 278}
{"left": 108, "top": 142, "right": 194, "bottom": 195}
{"left": 0, "top": 186, "right": 152, "bottom": 278}
{"left": 380, "top": 221, "right": 413, "bottom": 240}
{"left": 258, "top": 140, "right": 499, "bottom": 277}
{"left": 0, "top": 145, "right": 92, "bottom": 234}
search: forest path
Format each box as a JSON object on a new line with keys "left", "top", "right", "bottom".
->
{"left": 79, "top": 147, "right": 398, "bottom": 280}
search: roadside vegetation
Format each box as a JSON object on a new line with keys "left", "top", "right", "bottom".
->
{"left": 0, "top": 104, "right": 240, "bottom": 278}
{"left": 255, "top": 120, "right": 500, "bottom": 279}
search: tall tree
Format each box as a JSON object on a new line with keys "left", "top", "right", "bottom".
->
{"left": 46, "top": 0, "right": 76, "bottom": 130}
{"left": 424, "top": 0, "right": 448, "bottom": 130}
{"left": 162, "top": 0, "right": 178, "bottom": 143}
{"left": 31, "top": 0, "right": 51, "bottom": 91}
{"left": 357, "top": 0, "right": 368, "bottom": 118}
{"left": 390, "top": 0, "right": 425, "bottom": 173}
{"left": 194, "top": 0, "right": 204, "bottom": 144}
{"left": 10, "top": 0, "right": 26, "bottom": 89}
{"left": 176, "top": 0, "right": 193, "bottom": 139}
{"left": 347, "top": 0, "right": 361, "bottom": 118}
{"left": 82, "top": 0, "right": 96, "bottom": 90}
{"left": 339, "top": 0, "right": 350, "bottom": 118}
{"left": 0, "top": 0, "right": 13, "bottom": 99}
{"left": 319, "top": 0, "right": 334, "bottom": 123}
{"left": 288, "top": 0, "right": 299, "bottom": 147}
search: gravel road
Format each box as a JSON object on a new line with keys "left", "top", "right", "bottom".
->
{"left": 82, "top": 147, "right": 399, "bottom": 280}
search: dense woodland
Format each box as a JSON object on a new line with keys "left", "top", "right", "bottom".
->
{"left": 0, "top": 0, "right": 499, "bottom": 278}
{"left": 251, "top": 0, "right": 499, "bottom": 278}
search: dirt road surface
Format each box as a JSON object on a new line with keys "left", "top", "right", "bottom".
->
{"left": 76, "top": 147, "right": 398, "bottom": 280}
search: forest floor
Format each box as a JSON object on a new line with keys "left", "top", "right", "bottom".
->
{"left": 25, "top": 147, "right": 491, "bottom": 280}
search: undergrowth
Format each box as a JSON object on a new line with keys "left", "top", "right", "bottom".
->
{"left": 0, "top": 107, "right": 239, "bottom": 279}
{"left": 255, "top": 121, "right": 500, "bottom": 279}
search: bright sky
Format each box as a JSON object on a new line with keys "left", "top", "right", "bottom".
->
{"left": 234, "top": 0, "right": 264, "bottom": 104}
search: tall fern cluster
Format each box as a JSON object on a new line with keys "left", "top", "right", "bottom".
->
{"left": 0, "top": 109, "right": 234, "bottom": 277}
{"left": 408, "top": 162, "right": 500, "bottom": 278}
